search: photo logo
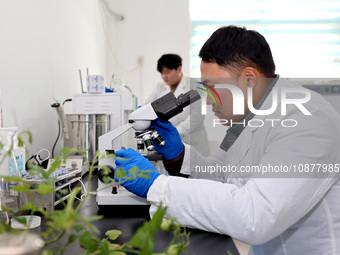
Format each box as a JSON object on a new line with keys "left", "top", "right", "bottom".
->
{"left": 197, "top": 83, "right": 312, "bottom": 128}
{"left": 197, "top": 83, "right": 311, "bottom": 116}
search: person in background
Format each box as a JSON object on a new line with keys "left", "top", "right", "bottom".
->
{"left": 115, "top": 26, "right": 340, "bottom": 254}
{"left": 145, "top": 54, "right": 210, "bottom": 157}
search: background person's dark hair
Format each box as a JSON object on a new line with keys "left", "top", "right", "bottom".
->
{"left": 199, "top": 26, "right": 276, "bottom": 77}
{"left": 157, "top": 54, "right": 182, "bottom": 73}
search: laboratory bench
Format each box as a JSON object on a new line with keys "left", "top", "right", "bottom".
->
{"left": 32, "top": 172, "right": 240, "bottom": 255}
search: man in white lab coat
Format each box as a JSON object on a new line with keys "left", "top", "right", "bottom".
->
{"left": 146, "top": 54, "right": 210, "bottom": 157}
{"left": 115, "top": 26, "right": 340, "bottom": 254}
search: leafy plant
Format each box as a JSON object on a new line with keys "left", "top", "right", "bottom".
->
{"left": 0, "top": 131, "right": 190, "bottom": 255}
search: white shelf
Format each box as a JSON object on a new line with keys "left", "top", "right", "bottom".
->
{"left": 55, "top": 177, "right": 81, "bottom": 192}
{"left": 54, "top": 170, "right": 82, "bottom": 206}
{"left": 55, "top": 169, "right": 81, "bottom": 181}
{"left": 54, "top": 193, "right": 73, "bottom": 206}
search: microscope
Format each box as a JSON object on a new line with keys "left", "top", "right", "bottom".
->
{"left": 96, "top": 89, "right": 200, "bottom": 206}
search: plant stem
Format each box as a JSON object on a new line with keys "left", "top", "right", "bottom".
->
{"left": 44, "top": 229, "right": 66, "bottom": 245}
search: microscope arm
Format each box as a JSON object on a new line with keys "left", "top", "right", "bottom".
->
{"left": 98, "top": 123, "right": 133, "bottom": 155}
{"left": 98, "top": 104, "right": 158, "bottom": 155}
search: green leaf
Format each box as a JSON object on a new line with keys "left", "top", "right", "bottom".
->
{"left": 58, "top": 188, "right": 69, "bottom": 195}
{"left": 42, "top": 250, "right": 54, "bottom": 255}
{"left": 17, "top": 137, "right": 24, "bottom": 147}
{"left": 115, "top": 167, "right": 127, "bottom": 179}
{"left": 99, "top": 240, "right": 110, "bottom": 254}
{"left": 2, "top": 176, "right": 22, "bottom": 182}
{"left": 102, "top": 176, "right": 113, "bottom": 184}
{"left": 60, "top": 147, "right": 70, "bottom": 154}
{"left": 138, "top": 173, "right": 151, "bottom": 179}
{"left": 37, "top": 184, "right": 55, "bottom": 195}
{"left": 129, "top": 204, "right": 167, "bottom": 255}
{"left": 26, "top": 162, "right": 49, "bottom": 179}
{"left": 84, "top": 215, "right": 104, "bottom": 222}
{"left": 68, "top": 234, "right": 78, "bottom": 244}
{"left": 108, "top": 243, "right": 121, "bottom": 249}
{"left": 20, "top": 202, "right": 35, "bottom": 211}
{"left": 68, "top": 148, "right": 79, "bottom": 154}
{"left": 79, "top": 231, "right": 100, "bottom": 252}
{"left": 47, "top": 158, "right": 62, "bottom": 176}
{"left": 11, "top": 185, "right": 28, "bottom": 193}
{"left": 105, "top": 230, "right": 122, "bottom": 241}
{"left": 13, "top": 216, "right": 27, "bottom": 225}
{"left": 27, "top": 167, "right": 44, "bottom": 178}
{"left": 17, "top": 130, "right": 33, "bottom": 146}
{"left": 128, "top": 166, "right": 139, "bottom": 175}
{"left": 73, "top": 224, "right": 85, "bottom": 232}
{"left": 105, "top": 153, "right": 117, "bottom": 159}
{"left": 25, "top": 130, "right": 33, "bottom": 144}
{"left": 79, "top": 216, "right": 100, "bottom": 235}
{"left": 148, "top": 204, "right": 167, "bottom": 236}
{"left": 139, "top": 237, "right": 155, "bottom": 255}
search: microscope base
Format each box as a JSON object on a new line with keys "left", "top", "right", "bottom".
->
{"left": 96, "top": 186, "right": 149, "bottom": 206}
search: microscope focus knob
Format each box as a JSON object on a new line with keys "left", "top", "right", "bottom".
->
{"left": 98, "top": 165, "right": 115, "bottom": 183}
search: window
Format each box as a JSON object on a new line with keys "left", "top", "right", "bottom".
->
{"left": 190, "top": 0, "right": 340, "bottom": 78}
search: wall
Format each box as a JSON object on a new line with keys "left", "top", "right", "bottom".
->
{"left": 107, "top": 0, "right": 190, "bottom": 104}
{"left": 0, "top": 0, "right": 190, "bottom": 158}
{"left": 0, "top": 0, "right": 111, "bottom": 156}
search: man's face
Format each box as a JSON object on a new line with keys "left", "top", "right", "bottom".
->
{"left": 161, "top": 66, "right": 182, "bottom": 86}
{"left": 200, "top": 61, "right": 249, "bottom": 123}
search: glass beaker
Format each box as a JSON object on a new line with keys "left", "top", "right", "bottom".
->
{"left": 0, "top": 128, "right": 20, "bottom": 176}
{"left": 110, "top": 75, "right": 125, "bottom": 93}
{"left": 0, "top": 128, "right": 27, "bottom": 220}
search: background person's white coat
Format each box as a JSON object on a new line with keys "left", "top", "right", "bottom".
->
{"left": 145, "top": 76, "right": 210, "bottom": 156}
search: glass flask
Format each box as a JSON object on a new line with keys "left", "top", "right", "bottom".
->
{"left": 0, "top": 128, "right": 25, "bottom": 221}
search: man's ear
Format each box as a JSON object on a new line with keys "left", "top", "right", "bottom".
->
{"left": 242, "top": 67, "right": 258, "bottom": 88}
{"left": 177, "top": 65, "right": 182, "bottom": 74}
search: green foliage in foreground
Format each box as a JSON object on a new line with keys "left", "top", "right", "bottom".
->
{"left": 0, "top": 131, "right": 190, "bottom": 255}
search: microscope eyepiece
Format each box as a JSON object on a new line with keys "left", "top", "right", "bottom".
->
{"left": 151, "top": 89, "right": 201, "bottom": 121}
{"left": 177, "top": 90, "right": 200, "bottom": 109}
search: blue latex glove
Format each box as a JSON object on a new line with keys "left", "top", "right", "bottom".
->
{"left": 114, "top": 148, "right": 160, "bottom": 198}
{"left": 150, "top": 119, "right": 184, "bottom": 160}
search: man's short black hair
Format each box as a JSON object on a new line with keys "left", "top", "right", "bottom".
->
{"left": 199, "top": 26, "right": 276, "bottom": 77}
{"left": 157, "top": 54, "right": 182, "bottom": 73}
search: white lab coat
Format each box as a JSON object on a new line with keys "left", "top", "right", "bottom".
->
{"left": 146, "top": 76, "right": 210, "bottom": 156}
{"left": 147, "top": 77, "right": 340, "bottom": 255}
